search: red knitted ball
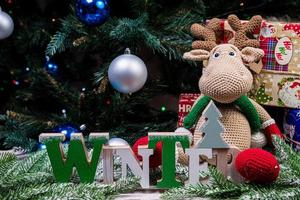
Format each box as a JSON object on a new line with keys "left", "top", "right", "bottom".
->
{"left": 132, "top": 136, "right": 162, "bottom": 168}
{"left": 235, "top": 148, "right": 280, "bottom": 184}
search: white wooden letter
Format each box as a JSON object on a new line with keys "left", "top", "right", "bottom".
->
{"left": 115, "top": 146, "right": 153, "bottom": 188}
{"left": 186, "top": 148, "right": 212, "bottom": 185}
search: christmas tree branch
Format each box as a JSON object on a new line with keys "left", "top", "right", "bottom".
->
{"left": 0, "top": 150, "right": 139, "bottom": 199}
{"left": 46, "top": 14, "right": 86, "bottom": 56}
{"left": 162, "top": 136, "right": 300, "bottom": 199}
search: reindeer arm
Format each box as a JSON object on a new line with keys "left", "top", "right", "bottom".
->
{"left": 249, "top": 98, "right": 272, "bottom": 122}
{"left": 191, "top": 94, "right": 205, "bottom": 109}
{"left": 183, "top": 94, "right": 211, "bottom": 129}
{"left": 249, "top": 98, "right": 284, "bottom": 143}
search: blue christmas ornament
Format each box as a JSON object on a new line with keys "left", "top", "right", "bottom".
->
{"left": 75, "top": 0, "right": 110, "bottom": 26}
{"left": 45, "top": 57, "right": 58, "bottom": 74}
{"left": 54, "top": 123, "right": 79, "bottom": 142}
{"left": 38, "top": 143, "right": 47, "bottom": 150}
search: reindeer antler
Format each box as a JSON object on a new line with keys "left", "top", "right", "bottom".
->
{"left": 228, "top": 14, "right": 262, "bottom": 50}
{"left": 190, "top": 18, "right": 221, "bottom": 51}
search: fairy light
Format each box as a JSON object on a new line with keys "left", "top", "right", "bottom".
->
{"left": 62, "top": 109, "right": 67, "bottom": 118}
{"left": 12, "top": 80, "right": 19, "bottom": 86}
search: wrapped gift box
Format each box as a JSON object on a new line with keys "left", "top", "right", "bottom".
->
{"left": 283, "top": 108, "right": 300, "bottom": 151}
{"left": 251, "top": 21, "right": 300, "bottom": 108}
{"left": 178, "top": 93, "right": 200, "bottom": 127}
{"left": 177, "top": 93, "right": 218, "bottom": 143}
{"left": 206, "top": 19, "right": 300, "bottom": 108}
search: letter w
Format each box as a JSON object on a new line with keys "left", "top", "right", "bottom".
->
{"left": 41, "top": 133, "right": 108, "bottom": 183}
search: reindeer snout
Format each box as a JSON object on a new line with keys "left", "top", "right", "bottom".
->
{"left": 199, "top": 71, "right": 253, "bottom": 103}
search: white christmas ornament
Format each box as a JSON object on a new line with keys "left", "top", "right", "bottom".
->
{"left": 0, "top": 7, "right": 14, "bottom": 40}
{"left": 108, "top": 138, "right": 128, "bottom": 147}
{"left": 108, "top": 48, "right": 147, "bottom": 94}
{"left": 251, "top": 131, "right": 267, "bottom": 148}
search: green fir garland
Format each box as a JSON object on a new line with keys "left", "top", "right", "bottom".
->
{"left": 162, "top": 136, "right": 300, "bottom": 200}
{"left": 2, "top": 136, "right": 300, "bottom": 199}
{"left": 0, "top": 151, "right": 139, "bottom": 200}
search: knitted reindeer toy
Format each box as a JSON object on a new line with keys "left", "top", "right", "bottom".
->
{"left": 181, "top": 15, "right": 283, "bottom": 151}
{"left": 176, "top": 15, "right": 284, "bottom": 183}
{"left": 132, "top": 15, "right": 283, "bottom": 183}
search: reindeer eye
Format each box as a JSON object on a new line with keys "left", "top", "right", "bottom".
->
{"left": 213, "top": 52, "right": 220, "bottom": 58}
{"left": 229, "top": 51, "right": 236, "bottom": 56}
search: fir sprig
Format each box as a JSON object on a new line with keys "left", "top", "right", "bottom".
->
{"left": 46, "top": 14, "right": 86, "bottom": 56}
{"left": 0, "top": 151, "right": 139, "bottom": 200}
{"left": 162, "top": 136, "right": 300, "bottom": 200}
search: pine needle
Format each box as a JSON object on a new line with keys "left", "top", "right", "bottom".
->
{"left": 162, "top": 136, "right": 300, "bottom": 200}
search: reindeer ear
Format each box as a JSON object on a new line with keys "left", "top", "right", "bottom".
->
{"left": 183, "top": 49, "right": 210, "bottom": 61}
{"left": 241, "top": 47, "right": 264, "bottom": 63}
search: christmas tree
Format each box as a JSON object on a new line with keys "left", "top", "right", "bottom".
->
{"left": 0, "top": 0, "right": 297, "bottom": 151}
{"left": 255, "top": 84, "right": 273, "bottom": 104}
{"left": 196, "top": 101, "right": 229, "bottom": 149}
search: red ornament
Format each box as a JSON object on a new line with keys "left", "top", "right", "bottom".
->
{"left": 132, "top": 136, "right": 162, "bottom": 168}
{"left": 235, "top": 148, "right": 280, "bottom": 184}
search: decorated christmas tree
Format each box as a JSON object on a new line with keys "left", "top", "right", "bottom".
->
{"left": 2, "top": 0, "right": 300, "bottom": 199}
{"left": 255, "top": 84, "right": 273, "bottom": 104}
{"left": 0, "top": 0, "right": 296, "bottom": 151}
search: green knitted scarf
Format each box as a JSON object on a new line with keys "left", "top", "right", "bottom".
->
{"left": 183, "top": 95, "right": 261, "bottom": 132}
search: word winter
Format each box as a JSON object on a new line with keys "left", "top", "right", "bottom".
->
{"left": 39, "top": 128, "right": 241, "bottom": 189}
{"left": 39, "top": 132, "right": 241, "bottom": 189}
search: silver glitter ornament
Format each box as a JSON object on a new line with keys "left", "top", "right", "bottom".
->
{"left": 0, "top": 8, "right": 14, "bottom": 40}
{"left": 108, "top": 48, "right": 147, "bottom": 94}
